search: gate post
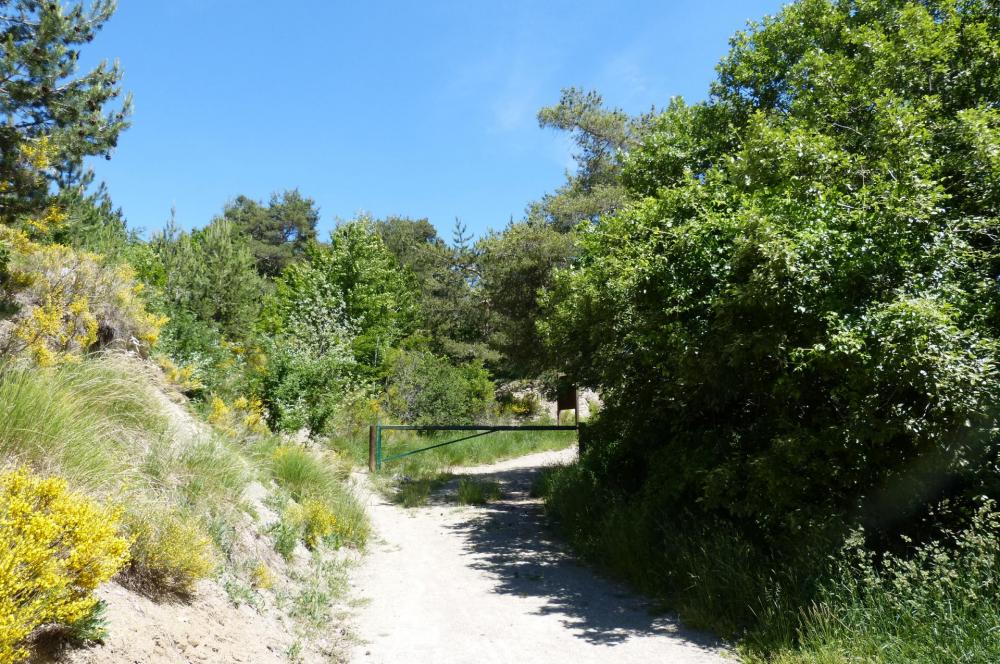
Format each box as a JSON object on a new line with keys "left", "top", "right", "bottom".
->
{"left": 368, "top": 425, "right": 376, "bottom": 472}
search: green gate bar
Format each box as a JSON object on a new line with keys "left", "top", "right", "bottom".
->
{"left": 367, "top": 424, "right": 578, "bottom": 472}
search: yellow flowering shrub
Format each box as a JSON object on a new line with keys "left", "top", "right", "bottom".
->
{"left": 120, "top": 507, "right": 217, "bottom": 595}
{"left": 1, "top": 137, "right": 58, "bottom": 222}
{"left": 286, "top": 498, "right": 340, "bottom": 549}
{"left": 207, "top": 395, "right": 231, "bottom": 429}
{"left": 235, "top": 396, "right": 269, "bottom": 434}
{"left": 0, "top": 227, "right": 166, "bottom": 365}
{"left": 0, "top": 468, "right": 129, "bottom": 663}
{"left": 24, "top": 204, "right": 68, "bottom": 236}
{"left": 250, "top": 562, "right": 275, "bottom": 590}
{"left": 155, "top": 355, "right": 204, "bottom": 394}
{"left": 206, "top": 394, "right": 269, "bottom": 436}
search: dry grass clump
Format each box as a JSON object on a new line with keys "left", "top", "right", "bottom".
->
{"left": 118, "top": 504, "right": 218, "bottom": 596}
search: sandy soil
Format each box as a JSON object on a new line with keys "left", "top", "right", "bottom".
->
{"left": 33, "top": 580, "right": 299, "bottom": 664}
{"left": 348, "top": 447, "right": 732, "bottom": 663}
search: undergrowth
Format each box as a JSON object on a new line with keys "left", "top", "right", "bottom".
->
{"left": 251, "top": 438, "right": 369, "bottom": 554}
{"left": 540, "top": 462, "right": 1000, "bottom": 663}
{"left": 456, "top": 477, "right": 502, "bottom": 505}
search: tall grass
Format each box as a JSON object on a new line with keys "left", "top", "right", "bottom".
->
{"left": 0, "top": 356, "right": 167, "bottom": 490}
{"left": 763, "top": 504, "right": 1000, "bottom": 663}
{"left": 0, "top": 355, "right": 253, "bottom": 594}
{"left": 456, "top": 477, "right": 502, "bottom": 505}
{"left": 252, "top": 440, "right": 369, "bottom": 549}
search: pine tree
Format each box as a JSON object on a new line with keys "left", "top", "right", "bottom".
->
{"left": 0, "top": 1, "right": 130, "bottom": 225}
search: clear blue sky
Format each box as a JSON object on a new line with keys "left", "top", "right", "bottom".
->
{"left": 82, "top": 0, "right": 785, "bottom": 239}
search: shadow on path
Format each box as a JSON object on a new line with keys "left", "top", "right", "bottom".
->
{"left": 438, "top": 464, "right": 724, "bottom": 653}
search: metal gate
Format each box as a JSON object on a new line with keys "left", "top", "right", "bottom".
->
{"left": 368, "top": 424, "right": 578, "bottom": 472}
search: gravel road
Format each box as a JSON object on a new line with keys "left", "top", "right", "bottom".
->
{"left": 348, "top": 447, "right": 731, "bottom": 663}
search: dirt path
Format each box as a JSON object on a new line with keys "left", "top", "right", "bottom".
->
{"left": 348, "top": 448, "right": 731, "bottom": 663}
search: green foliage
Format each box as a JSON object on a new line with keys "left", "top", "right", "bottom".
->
{"left": 531, "top": 88, "right": 652, "bottom": 230}
{"left": 456, "top": 478, "right": 502, "bottom": 505}
{"left": 375, "top": 216, "right": 444, "bottom": 280}
{"left": 766, "top": 503, "right": 1000, "bottom": 663}
{"left": 153, "top": 218, "right": 266, "bottom": 340}
{"left": 540, "top": 0, "right": 1000, "bottom": 655}
{"left": 0, "top": 239, "right": 12, "bottom": 319}
{"left": 49, "top": 185, "right": 129, "bottom": 252}
{"left": 0, "top": 0, "right": 130, "bottom": 225}
{"left": 323, "top": 220, "right": 418, "bottom": 369}
{"left": 222, "top": 190, "right": 319, "bottom": 277}
{"left": 261, "top": 340, "right": 354, "bottom": 434}
{"left": 260, "top": 220, "right": 419, "bottom": 434}
{"left": 376, "top": 216, "right": 493, "bottom": 364}
{"left": 65, "top": 599, "right": 110, "bottom": 646}
{"left": 384, "top": 349, "right": 495, "bottom": 425}
{"left": 268, "top": 519, "right": 299, "bottom": 561}
{"left": 476, "top": 222, "right": 575, "bottom": 377}
{"left": 287, "top": 554, "right": 351, "bottom": 632}
{"left": 262, "top": 240, "right": 358, "bottom": 433}
{"left": 262, "top": 444, "right": 368, "bottom": 549}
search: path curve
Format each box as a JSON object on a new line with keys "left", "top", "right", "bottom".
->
{"left": 348, "top": 447, "right": 731, "bottom": 663}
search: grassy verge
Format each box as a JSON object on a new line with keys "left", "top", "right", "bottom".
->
{"left": 334, "top": 427, "right": 576, "bottom": 476}
{"left": 538, "top": 461, "right": 1000, "bottom": 663}
{"left": 456, "top": 477, "right": 502, "bottom": 505}
{"left": 249, "top": 436, "right": 369, "bottom": 553}
{"left": 0, "top": 355, "right": 251, "bottom": 596}
{"left": 0, "top": 354, "right": 368, "bottom": 592}
{"left": 331, "top": 426, "right": 575, "bottom": 508}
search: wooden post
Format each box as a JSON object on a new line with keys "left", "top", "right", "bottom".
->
{"left": 368, "top": 424, "right": 376, "bottom": 473}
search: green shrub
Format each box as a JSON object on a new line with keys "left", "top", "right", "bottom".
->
{"left": 539, "top": 0, "right": 1000, "bottom": 653}
{"left": 456, "top": 478, "right": 502, "bottom": 505}
{"left": 120, "top": 504, "right": 218, "bottom": 595}
{"left": 265, "top": 444, "right": 368, "bottom": 549}
{"left": 285, "top": 498, "right": 341, "bottom": 549}
{"left": 0, "top": 228, "right": 165, "bottom": 365}
{"left": 151, "top": 218, "right": 265, "bottom": 341}
{"left": 65, "top": 600, "right": 111, "bottom": 646}
{"left": 261, "top": 340, "right": 354, "bottom": 435}
{"left": 384, "top": 349, "right": 495, "bottom": 425}
{"left": 269, "top": 518, "right": 300, "bottom": 561}
{"left": 771, "top": 504, "right": 1000, "bottom": 663}
{"left": 288, "top": 554, "right": 350, "bottom": 631}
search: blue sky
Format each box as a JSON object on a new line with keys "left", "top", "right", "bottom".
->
{"left": 83, "top": 0, "right": 785, "bottom": 239}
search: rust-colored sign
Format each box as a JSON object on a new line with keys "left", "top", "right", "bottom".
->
{"left": 556, "top": 385, "right": 578, "bottom": 413}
